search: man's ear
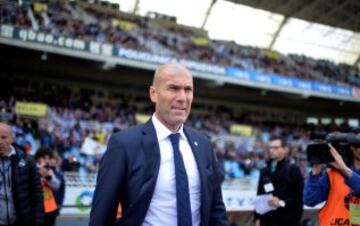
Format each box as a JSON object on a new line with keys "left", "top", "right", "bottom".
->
{"left": 149, "top": 86, "right": 157, "bottom": 103}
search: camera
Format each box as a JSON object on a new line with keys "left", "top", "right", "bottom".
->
{"left": 44, "top": 164, "right": 51, "bottom": 170}
{"left": 306, "top": 131, "right": 360, "bottom": 164}
{"left": 36, "top": 163, "right": 52, "bottom": 170}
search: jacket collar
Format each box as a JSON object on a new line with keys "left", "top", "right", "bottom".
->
{"left": 1, "top": 145, "right": 16, "bottom": 159}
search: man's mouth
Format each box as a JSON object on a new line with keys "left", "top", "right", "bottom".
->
{"left": 172, "top": 107, "right": 186, "bottom": 111}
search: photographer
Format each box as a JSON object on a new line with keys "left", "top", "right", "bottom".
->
{"left": 35, "top": 148, "right": 63, "bottom": 226}
{"left": 303, "top": 132, "right": 360, "bottom": 226}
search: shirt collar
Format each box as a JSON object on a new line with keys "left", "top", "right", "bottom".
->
{"left": 2, "top": 145, "right": 16, "bottom": 158}
{"left": 152, "top": 114, "right": 187, "bottom": 141}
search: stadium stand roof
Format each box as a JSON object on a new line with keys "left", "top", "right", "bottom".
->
{"left": 228, "top": 0, "right": 360, "bottom": 32}
{"left": 109, "top": 0, "right": 360, "bottom": 66}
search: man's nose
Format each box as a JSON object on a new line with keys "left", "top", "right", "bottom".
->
{"left": 176, "top": 89, "right": 186, "bottom": 101}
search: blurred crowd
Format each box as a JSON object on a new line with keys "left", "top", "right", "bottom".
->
{"left": 1, "top": 0, "right": 359, "bottom": 88}
{"left": 0, "top": 79, "right": 354, "bottom": 183}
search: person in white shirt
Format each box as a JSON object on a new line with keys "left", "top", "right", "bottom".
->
{"left": 90, "top": 63, "right": 229, "bottom": 226}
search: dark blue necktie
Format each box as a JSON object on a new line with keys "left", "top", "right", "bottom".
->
{"left": 169, "top": 133, "right": 192, "bottom": 226}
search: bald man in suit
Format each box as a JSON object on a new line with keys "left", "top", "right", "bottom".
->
{"left": 89, "top": 63, "right": 228, "bottom": 226}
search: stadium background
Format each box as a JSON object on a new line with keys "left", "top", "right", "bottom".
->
{"left": 0, "top": 0, "right": 359, "bottom": 225}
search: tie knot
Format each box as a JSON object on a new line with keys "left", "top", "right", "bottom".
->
{"left": 169, "top": 133, "right": 180, "bottom": 147}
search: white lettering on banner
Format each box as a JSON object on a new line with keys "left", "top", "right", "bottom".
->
{"left": 336, "top": 87, "right": 350, "bottom": 95}
{"left": 14, "top": 28, "right": 86, "bottom": 51}
{"left": 102, "top": 44, "right": 113, "bottom": 56}
{"left": 318, "top": 84, "right": 332, "bottom": 93}
{"left": 297, "top": 82, "right": 311, "bottom": 90}
{"left": 233, "top": 70, "right": 250, "bottom": 80}
{"left": 184, "top": 59, "right": 222, "bottom": 74}
{"left": 58, "top": 36, "right": 65, "bottom": 46}
{"left": 255, "top": 74, "right": 271, "bottom": 83}
{"left": 73, "top": 39, "right": 86, "bottom": 50}
{"left": 179, "top": 59, "right": 226, "bottom": 75}
{"left": 117, "top": 48, "right": 226, "bottom": 75}
{"left": 277, "top": 78, "right": 292, "bottom": 86}
{"left": 0, "top": 25, "right": 14, "bottom": 38}
{"left": 37, "top": 32, "right": 45, "bottom": 42}
{"left": 65, "top": 38, "right": 74, "bottom": 48}
{"left": 90, "top": 42, "right": 100, "bottom": 54}
{"left": 118, "top": 48, "right": 173, "bottom": 64}
{"left": 45, "top": 34, "right": 54, "bottom": 44}
{"left": 28, "top": 29, "right": 36, "bottom": 41}
{"left": 90, "top": 42, "right": 113, "bottom": 56}
{"left": 19, "top": 29, "right": 27, "bottom": 41}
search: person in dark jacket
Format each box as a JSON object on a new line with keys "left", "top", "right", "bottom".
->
{"left": 35, "top": 148, "right": 65, "bottom": 226}
{"left": 0, "top": 122, "right": 44, "bottom": 226}
{"left": 255, "top": 135, "right": 304, "bottom": 226}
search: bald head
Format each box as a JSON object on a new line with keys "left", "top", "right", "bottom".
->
{"left": 0, "top": 123, "right": 14, "bottom": 157}
{"left": 152, "top": 63, "right": 193, "bottom": 87}
{"left": 149, "top": 63, "right": 194, "bottom": 132}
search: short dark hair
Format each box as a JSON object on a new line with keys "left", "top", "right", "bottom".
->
{"left": 269, "top": 135, "right": 287, "bottom": 147}
{"left": 35, "top": 147, "right": 53, "bottom": 160}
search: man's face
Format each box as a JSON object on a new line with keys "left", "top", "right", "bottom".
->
{"left": 150, "top": 65, "right": 193, "bottom": 132}
{"left": 0, "top": 125, "right": 13, "bottom": 157}
{"left": 37, "top": 155, "right": 51, "bottom": 165}
{"left": 268, "top": 139, "right": 287, "bottom": 161}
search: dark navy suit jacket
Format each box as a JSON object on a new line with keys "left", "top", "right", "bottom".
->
{"left": 89, "top": 120, "right": 228, "bottom": 226}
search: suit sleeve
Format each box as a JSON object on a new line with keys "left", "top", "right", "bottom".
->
{"left": 89, "top": 135, "right": 127, "bottom": 226}
{"left": 208, "top": 142, "right": 229, "bottom": 226}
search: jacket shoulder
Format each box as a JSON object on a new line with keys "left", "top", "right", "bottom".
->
{"left": 111, "top": 124, "right": 144, "bottom": 142}
{"left": 184, "top": 126, "right": 210, "bottom": 143}
{"left": 14, "top": 147, "right": 36, "bottom": 164}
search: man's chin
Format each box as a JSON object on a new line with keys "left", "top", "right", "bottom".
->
{"left": 171, "top": 116, "right": 187, "bottom": 126}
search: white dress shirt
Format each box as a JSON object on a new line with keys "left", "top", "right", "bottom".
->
{"left": 142, "top": 115, "right": 201, "bottom": 226}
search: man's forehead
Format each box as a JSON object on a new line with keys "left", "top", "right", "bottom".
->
{"left": 269, "top": 140, "right": 281, "bottom": 145}
{"left": 163, "top": 76, "right": 193, "bottom": 85}
{"left": 0, "top": 123, "right": 12, "bottom": 135}
{"left": 155, "top": 63, "right": 192, "bottom": 84}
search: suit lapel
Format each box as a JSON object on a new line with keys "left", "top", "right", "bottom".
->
{"left": 137, "top": 120, "right": 161, "bottom": 203}
{"left": 184, "top": 127, "right": 207, "bottom": 170}
{"left": 184, "top": 126, "right": 207, "bottom": 225}
{"left": 141, "top": 120, "right": 161, "bottom": 177}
